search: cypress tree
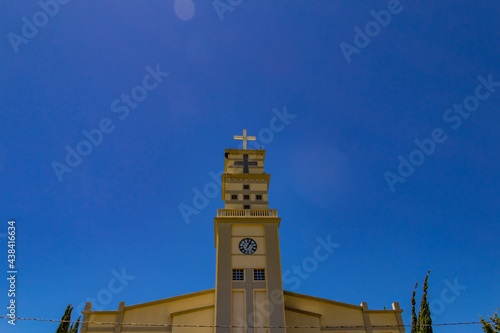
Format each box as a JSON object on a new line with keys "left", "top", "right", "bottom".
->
{"left": 69, "top": 316, "right": 81, "bottom": 333}
{"left": 56, "top": 305, "right": 80, "bottom": 333}
{"left": 411, "top": 282, "right": 419, "bottom": 333}
{"left": 56, "top": 305, "right": 72, "bottom": 333}
{"left": 417, "top": 270, "right": 433, "bottom": 333}
{"left": 481, "top": 310, "right": 500, "bottom": 333}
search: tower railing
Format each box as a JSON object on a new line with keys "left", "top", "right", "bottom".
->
{"left": 217, "top": 209, "right": 278, "bottom": 217}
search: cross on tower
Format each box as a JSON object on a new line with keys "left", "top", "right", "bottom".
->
{"left": 235, "top": 154, "right": 258, "bottom": 174}
{"left": 234, "top": 129, "right": 256, "bottom": 150}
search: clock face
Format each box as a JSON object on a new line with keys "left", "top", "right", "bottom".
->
{"left": 239, "top": 238, "right": 257, "bottom": 255}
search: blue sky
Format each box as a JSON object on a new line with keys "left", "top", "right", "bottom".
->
{"left": 1, "top": 0, "right": 499, "bottom": 332}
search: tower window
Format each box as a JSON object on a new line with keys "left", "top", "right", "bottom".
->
{"left": 244, "top": 195, "right": 250, "bottom": 200}
{"left": 256, "top": 195, "right": 262, "bottom": 200}
{"left": 231, "top": 194, "right": 238, "bottom": 200}
{"left": 233, "top": 269, "right": 244, "bottom": 280}
{"left": 254, "top": 269, "right": 265, "bottom": 281}
{"left": 244, "top": 205, "right": 250, "bottom": 209}
{"left": 243, "top": 185, "right": 250, "bottom": 190}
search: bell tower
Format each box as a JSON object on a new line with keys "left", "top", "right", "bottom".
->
{"left": 214, "top": 130, "right": 285, "bottom": 333}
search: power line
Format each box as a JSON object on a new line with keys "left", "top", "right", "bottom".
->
{"left": 0, "top": 316, "right": 494, "bottom": 329}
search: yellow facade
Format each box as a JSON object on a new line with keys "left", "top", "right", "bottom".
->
{"left": 81, "top": 134, "right": 406, "bottom": 333}
{"left": 82, "top": 290, "right": 404, "bottom": 332}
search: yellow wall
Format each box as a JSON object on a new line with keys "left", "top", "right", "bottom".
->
{"left": 253, "top": 290, "right": 270, "bottom": 333}
{"left": 285, "top": 309, "right": 321, "bottom": 333}
{"left": 83, "top": 290, "right": 216, "bottom": 333}
{"left": 232, "top": 290, "right": 246, "bottom": 333}
{"left": 85, "top": 313, "right": 117, "bottom": 331}
{"left": 284, "top": 292, "right": 405, "bottom": 333}
{"left": 231, "top": 225, "right": 267, "bottom": 268}
{"left": 172, "top": 307, "right": 214, "bottom": 333}
{"left": 83, "top": 289, "right": 404, "bottom": 333}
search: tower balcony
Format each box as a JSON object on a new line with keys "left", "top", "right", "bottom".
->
{"left": 217, "top": 209, "right": 278, "bottom": 217}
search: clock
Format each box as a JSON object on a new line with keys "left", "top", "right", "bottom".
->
{"left": 239, "top": 238, "right": 257, "bottom": 255}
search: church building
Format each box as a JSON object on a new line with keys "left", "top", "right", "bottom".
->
{"left": 81, "top": 130, "right": 406, "bottom": 333}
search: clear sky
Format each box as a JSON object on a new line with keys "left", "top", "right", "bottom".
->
{"left": 1, "top": 1, "right": 499, "bottom": 332}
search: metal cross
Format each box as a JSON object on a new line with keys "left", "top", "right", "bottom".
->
{"left": 235, "top": 154, "right": 258, "bottom": 174}
{"left": 234, "top": 129, "right": 256, "bottom": 150}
